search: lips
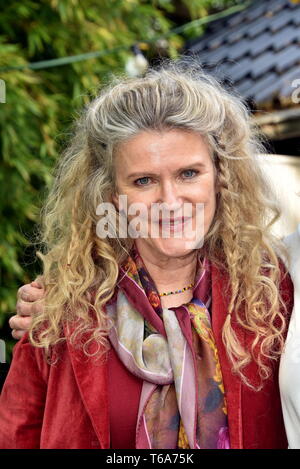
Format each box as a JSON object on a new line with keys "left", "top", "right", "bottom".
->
{"left": 157, "top": 217, "right": 193, "bottom": 234}
{"left": 159, "top": 217, "right": 191, "bottom": 225}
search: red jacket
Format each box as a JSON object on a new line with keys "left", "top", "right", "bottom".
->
{"left": 0, "top": 263, "right": 293, "bottom": 449}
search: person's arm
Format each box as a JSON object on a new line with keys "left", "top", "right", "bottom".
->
{"left": 0, "top": 281, "right": 44, "bottom": 395}
{"left": 0, "top": 332, "right": 48, "bottom": 448}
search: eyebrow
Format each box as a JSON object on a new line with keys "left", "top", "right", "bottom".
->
{"left": 127, "top": 162, "right": 207, "bottom": 179}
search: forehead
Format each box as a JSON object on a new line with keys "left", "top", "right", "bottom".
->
{"left": 114, "top": 129, "right": 212, "bottom": 170}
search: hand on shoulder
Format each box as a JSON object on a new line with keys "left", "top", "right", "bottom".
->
{"left": 9, "top": 279, "right": 45, "bottom": 340}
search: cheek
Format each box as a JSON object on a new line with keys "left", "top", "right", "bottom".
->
{"left": 115, "top": 184, "right": 138, "bottom": 207}
{"left": 121, "top": 187, "right": 155, "bottom": 210}
{"left": 194, "top": 182, "right": 217, "bottom": 228}
{"left": 206, "top": 185, "right": 217, "bottom": 213}
{"left": 192, "top": 179, "right": 216, "bottom": 205}
{"left": 116, "top": 188, "right": 154, "bottom": 224}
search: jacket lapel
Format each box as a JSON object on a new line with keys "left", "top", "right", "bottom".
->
{"left": 64, "top": 323, "right": 110, "bottom": 449}
{"left": 211, "top": 263, "right": 244, "bottom": 449}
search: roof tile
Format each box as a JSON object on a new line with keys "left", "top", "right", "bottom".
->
{"left": 242, "top": 72, "right": 279, "bottom": 99}
{"left": 184, "top": 0, "right": 300, "bottom": 106}
{"left": 269, "top": 9, "right": 294, "bottom": 32}
{"left": 272, "top": 26, "right": 300, "bottom": 52}
{"left": 275, "top": 44, "right": 300, "bottom": 72}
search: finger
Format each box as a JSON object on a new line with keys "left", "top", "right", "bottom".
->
{"left": 31, "top": 278, "right": 44, "bottom": 289}
{"left": 8, "top": 314, "right": 17, "bottom": 329}
{"left": 11, "top": 329, "right": 27, "bottom": 340}
{"left": 9, "top": 315, "right": 32, "bottom": 331}
{"left": 9, "top": 314, "right": 31, "bottom": 330}
{"left": 17, "top": 284, "right": 45, "bottom": 302}
{"left": 16, "top": 298, "right": 44, "bottom": 317}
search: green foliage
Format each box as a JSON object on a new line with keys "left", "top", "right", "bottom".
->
{"left": 0, "top": 0, "right": 239, "bottom": 357}
{"left": 182, "top": 0, "right": 241, "bottom": 18}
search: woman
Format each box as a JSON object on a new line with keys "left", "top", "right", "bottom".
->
{"left": 279, "top": 223, "right": 300, "bottom": 448}
{"left": 0, "top": 60, "right": 293, "bottom": 449}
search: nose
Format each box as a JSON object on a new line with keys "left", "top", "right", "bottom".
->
{"left": 157, "top": 179, "right": 183, "bottom": 211}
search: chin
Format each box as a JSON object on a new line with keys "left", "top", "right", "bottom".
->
{"left": 150, "top": 238, "right": 201, "bottom": 259}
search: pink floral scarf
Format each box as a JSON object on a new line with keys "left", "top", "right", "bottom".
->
{"left": 105, "top": 244, "right": 230, "bottom": 449}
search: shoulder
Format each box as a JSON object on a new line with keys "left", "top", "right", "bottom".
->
{"left": 283, "top": 225, "right": 300, "bottom": 285}
{"left": 277, "top": 257, "right": 294, "bottom": 321}
{"left": 283, "top": 223, "right": 300, "bottom": 248}
{"left": 11, "top": 332, "right": 69, "bottom": 383}
{"left": 283, "top": 224, "right": 300, "bottom": 264}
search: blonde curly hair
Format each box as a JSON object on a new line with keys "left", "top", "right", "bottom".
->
{"left": 31, "top": 58, "right": 289, "bottom": 389}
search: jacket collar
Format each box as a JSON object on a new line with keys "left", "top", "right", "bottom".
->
{"left": 211, "top": 263, "right": 243, "bottom": 449}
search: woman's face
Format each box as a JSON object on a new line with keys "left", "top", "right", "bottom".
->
{"left": 112, "top": 129, "right": 217, "bottom": 259}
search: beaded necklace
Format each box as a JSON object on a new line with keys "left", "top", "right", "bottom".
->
{"left": 158, "top": 282, "right": 194, "bottom": 297}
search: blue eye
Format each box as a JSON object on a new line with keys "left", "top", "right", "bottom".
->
{"left": 182, "top": 169, "right": 198, "bottom": 178}
{"left": 135, "top": 177, "right": 150, "bottom": 186}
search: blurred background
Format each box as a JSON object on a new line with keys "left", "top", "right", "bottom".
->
{"left": 1, "top": 0, "right": 300, "bottom": 372}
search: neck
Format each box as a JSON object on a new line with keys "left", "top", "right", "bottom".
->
{"left": 134, "top": 241, "right": 198, "bottom": 293}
